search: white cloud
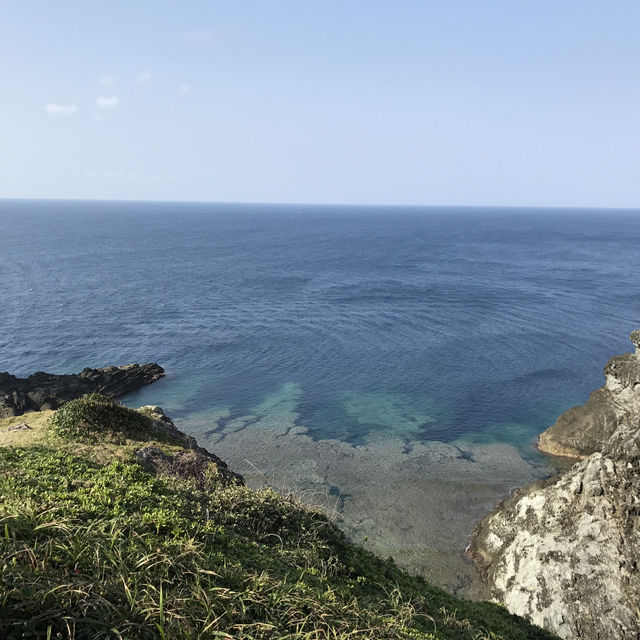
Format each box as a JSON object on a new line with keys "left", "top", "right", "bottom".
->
{"left": 45, "top": 103, "right": 77, "bottom": 116}
{"left": 99, "top": 74, "right": 116, "bottom": 85}
{"left": 96, "top": 96, "right": 119, "bottom": 109}
{"left": 137, "top": 71, "right": 151, "bottom": 83}
{"left": 179, "top": 83, "right": 191, "bottom": 95}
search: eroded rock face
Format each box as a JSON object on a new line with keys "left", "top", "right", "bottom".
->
{"left": 136, "top": 406, "right": 244, "bottom": 487}
{"left": 0, "top": 363, "right": 164, "bottom": 417}
{"left": 471, "top": 330, "right": 640, "bottom": 639}
{"left": 538, "top": 332, "right": 640, "bottom": 458}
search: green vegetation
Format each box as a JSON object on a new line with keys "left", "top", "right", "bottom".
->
{"left": 48, "top": 393, "right": 156, "bottom": 442}
{"left": 0, "top": 409, "right": 53, "bottom": 447}
{"left": 0, "top": 396, "right": 559, "bottom": 639}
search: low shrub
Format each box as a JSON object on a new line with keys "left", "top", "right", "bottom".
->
{"left": 48, "top": 393, "right": 152, "bottom": 442}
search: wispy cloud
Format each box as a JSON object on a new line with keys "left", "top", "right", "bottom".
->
{"left": 179, "top": 83, "right": 191, "bottom": 95}
{"left": 45, "top": 103, "right": 77, "bottom": 116}
{"left": 96, "top": 96, "right": 119, "bottom": 109}
{"left": 137, "top": 71, "right": 151, "bottom": 84}
{"left": 99, "top": 74, "right": 116, "bottom": 86}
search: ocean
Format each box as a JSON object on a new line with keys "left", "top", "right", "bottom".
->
{"left": 2, "top": 199, "right": 639, "bottom": 593}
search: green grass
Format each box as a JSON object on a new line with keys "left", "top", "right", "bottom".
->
{"left": 0, "top": 396, "right": 559, "bottom": 639}
{"left": 0, "top": 409, "right": 53, "bottom": 447}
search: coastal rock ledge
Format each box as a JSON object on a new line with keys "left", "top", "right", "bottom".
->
{"left": 538, "top": 328, "right": 640, "bottom": 459}
{"left": 470, "top": 330, "right": 640, "bottom": 640}
{"left": 0, "top": 363, "right": 164, "bottom": 418}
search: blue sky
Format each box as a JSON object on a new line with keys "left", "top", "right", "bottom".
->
{"left": 2, "top": 1, "right": 639, "bottom": 206}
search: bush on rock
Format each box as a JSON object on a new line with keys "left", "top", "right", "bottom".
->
{"left": 48, "top": 393, "right": 152, "bottom": 441}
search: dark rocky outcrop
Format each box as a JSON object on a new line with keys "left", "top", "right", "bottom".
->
{"left": 136, "top": 406, "right": 244, "bottom": 487}
{"left": 0, "top": 363, "right": 164, "bottom": 418}
{"left": 470, "top": 330, "right": 640, "bottom": 640}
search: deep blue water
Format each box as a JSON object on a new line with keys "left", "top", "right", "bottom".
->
{"left": 1, "top": 199, "right": 639, "bottom": 456}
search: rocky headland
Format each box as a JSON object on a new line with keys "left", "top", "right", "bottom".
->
{"left": 0, "top": 362, "right": 164, "bottom": 417}
{"left": 471, "top": 330, "right": 640, "bottom": 639}
{"left": 538, "top": 329, "right": 640, "bottom": 459}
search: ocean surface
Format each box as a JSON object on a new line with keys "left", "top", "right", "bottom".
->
{"left": 2, "top": 199, "right": 639, "bottom": 592}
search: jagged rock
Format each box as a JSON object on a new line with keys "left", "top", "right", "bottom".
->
{"left": 0, "top": 423, "right": 31, "bottom": 433}
{"left": 141, "top": 405, "right": 196, "bottom": 447}
{"left": 471, "top": 330, "right": 640, "bottom": 640}
{"left": 0, "top": 363, "right": 164, "bottom": 418}
{"left": 136, "top": 406, "right": 244, "bottom": 487}
{"left": 135, "top": 446, "right": 242, "bottom": 488}
{"left": 538, "top": 333, "right": 640, "bottom": 458}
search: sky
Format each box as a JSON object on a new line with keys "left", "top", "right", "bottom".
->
{"left": 1, "top": 1, "right": 639, "bottom": 207}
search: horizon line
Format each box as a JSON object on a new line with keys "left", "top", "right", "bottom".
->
{"left": 0, "top": 196, "right": 639, "bottom": 212}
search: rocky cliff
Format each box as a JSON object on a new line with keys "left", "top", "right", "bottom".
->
{"left": 0, "top": 363, "right": 164, "bottom": 417}
{"left": 135, "top": 405, "right": 244, "bottom": 487}
{"left": 470, "top": 330, "right": 640, "bottom": 640}
{"left": 537, "top": 329, "right": 640, "bottom": 458}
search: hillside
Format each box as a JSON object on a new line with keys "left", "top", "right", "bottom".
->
{"left": 0, "top": 394, "right": 557, "bottom": 639}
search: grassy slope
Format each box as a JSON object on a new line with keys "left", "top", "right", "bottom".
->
{"left": 0, "top": 401, "right": 558, "bottom": 640}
